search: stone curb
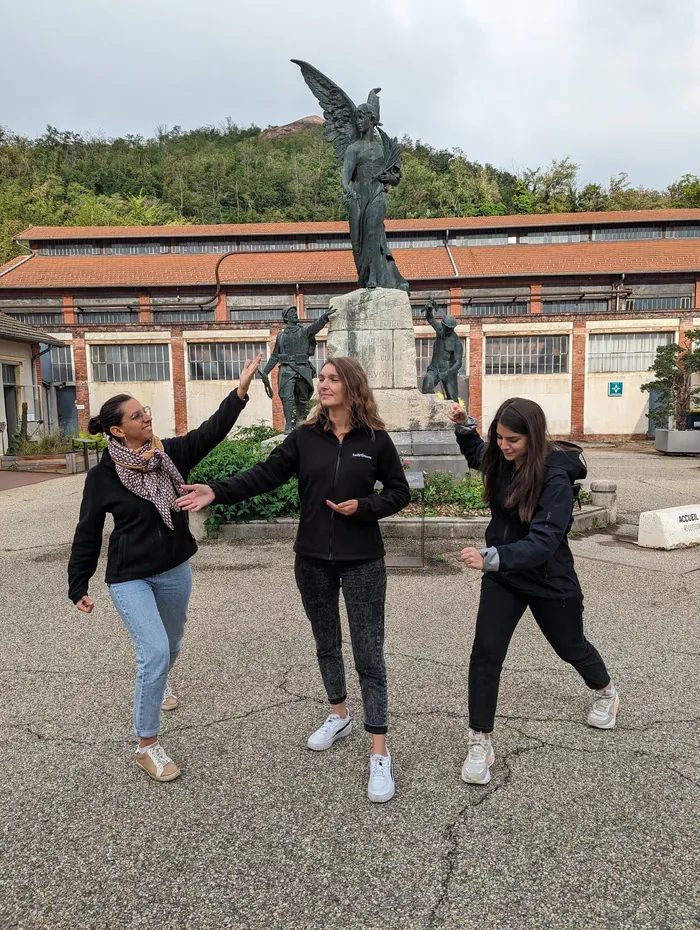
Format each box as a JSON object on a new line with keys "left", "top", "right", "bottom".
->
{"left": 191, "top": 504, "right": 612, "bottom": 543}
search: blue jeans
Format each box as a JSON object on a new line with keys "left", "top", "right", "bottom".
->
{"left": 109, "top": 561, "right": 192, "bottom": 738}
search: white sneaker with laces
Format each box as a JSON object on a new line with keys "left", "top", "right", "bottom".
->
{"left": 135, "top": 742, "right": 181, "bottom": 782}
{"left": 161, "top": 677, "right": 179, "bottom": 712}
{"left": 461, "top": 729, "right": 495, "bottom": 785}
{"left": 368, "top": 751, "right": 395, "bottom": 803}
{"left": 307, "top": 711, "right": 353, "bottom": 751}
{"left": 587, "top": 685, "right": 620, "bottom": 729}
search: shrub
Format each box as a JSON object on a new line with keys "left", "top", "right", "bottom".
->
{"left": 419, "top": 470, "right": 487, "bottom": 515}
{"left": 188, "top": 425, "right": 299, "bottom": 530}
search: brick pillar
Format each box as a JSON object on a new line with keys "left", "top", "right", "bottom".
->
{"left": 215, "top": 292, "right": 227, "bottom": 322}
{"left": 62, "top": 294, "right": 75, "bottom": 325}
{"left": 530, "top": 283, "right": 542, "bottom": 315}
{"left": 449, "top": 286, "right": 461, "bottom": 317}
{"left": 468, "top": 322, "right": 483, "bottom": 428}
{"left": 170, "top": 330, "right": 187, "bottom": 435}
{"left": 679, "top": 315, "right": 694, "bottom": 349}
{"left": 297, "top": 288, "right": 305, "bottom": 318}
{"left": 73, "top": 334, "right": 90, "bottom": 433}
{"left": 139, "top": 293, "right": 151, "bottom": 324}
{"left": 570, "top": 320, "right": 586, "bottom": 440}
{"left": 269, "top": 324, "right": 284, "bottom": 432}
{"left": 694, "top": 277, "right": 700, "bottom": 310}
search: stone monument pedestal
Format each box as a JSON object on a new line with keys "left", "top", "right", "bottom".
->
{"left": 326, "top": 288, "right": 466, "bottom": 475}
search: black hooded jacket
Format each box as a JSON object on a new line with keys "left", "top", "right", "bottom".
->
{"left": 67, "top": 391, "right": 248, "bottom": 603}
{"left": 456, "top": 426, "right": 587, "bottom": 599}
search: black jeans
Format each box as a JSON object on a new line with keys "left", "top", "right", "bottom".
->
{"left": 294, "top": 555, "right": 388, "bottom": 734}
{"left": 469, "top": 575, "right": 611, "bottom": 733}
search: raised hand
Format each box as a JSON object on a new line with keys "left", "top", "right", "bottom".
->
{"left": 176, "top": 484, "right": 216, "bottom": 513}
{"left": 326, "top": 499, "right": 359, "bottom": 516}
{"left": 76, "top": 596, "right": 94, "bottom": 614}
{"left": 260, "top": 372, "right": 274, "bottom": 400}
{"left": 448, "top": 403, "right": 468, "bottom": 425}
{"left": 237, "top": 352, "right": 263, "bottom": 399}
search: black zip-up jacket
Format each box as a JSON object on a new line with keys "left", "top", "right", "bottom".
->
{"left": 209, "top": 422, "right": 411, "bottom": 561}
{"left": 456, "top": 426, "right": 586, "bottom": 599}
{"left": 67, "top": 392, "right": 248, "bottom": 603}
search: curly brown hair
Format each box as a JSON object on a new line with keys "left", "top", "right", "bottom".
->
{"left": 304, "top": 356, "right": 385, "bottom": 436}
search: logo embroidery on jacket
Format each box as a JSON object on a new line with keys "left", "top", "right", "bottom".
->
{"left": 352, "top": 453, "right": 372, "bottom": 460}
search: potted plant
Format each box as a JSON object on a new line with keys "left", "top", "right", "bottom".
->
{"left": 641, "top": 327, "right": 700, "bottom": 454}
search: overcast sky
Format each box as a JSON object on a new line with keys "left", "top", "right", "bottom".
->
{"left": 2, "top": 0, "right": 699, "bottom": 190}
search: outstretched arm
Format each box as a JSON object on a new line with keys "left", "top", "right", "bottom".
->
{"left": 68, "top": 469, "right": 107, "bottom": 606}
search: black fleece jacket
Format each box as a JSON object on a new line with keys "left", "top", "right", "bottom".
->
{"left": 209, "top": 421, "right": 411, "bottom": 561}
{"left": 456, "top": 426, "right": 586, "bottom": 599}
{"left": 67, "top": 391, "right": 248, "bottom": 603}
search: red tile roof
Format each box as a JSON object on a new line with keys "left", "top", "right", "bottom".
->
{"left": 0, "top": 240, "right": 699, "bottom": 290}
{"left": 14, "top": 209, "right": 700, "bottom": 241}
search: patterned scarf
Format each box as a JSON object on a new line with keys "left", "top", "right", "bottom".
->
{"left": 108, "top": 436, "right": 186, "bottom": 530}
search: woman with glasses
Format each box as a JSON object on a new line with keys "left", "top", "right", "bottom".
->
{"left": 68, "top": 354, "right": 261, "bottom": 782}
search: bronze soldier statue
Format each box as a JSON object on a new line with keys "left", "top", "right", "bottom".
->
{"left": 261, "top": 305, "right": 336, "bottom": 433}
{"left": 421, "top": 297, "right": 463, "bottom": 402}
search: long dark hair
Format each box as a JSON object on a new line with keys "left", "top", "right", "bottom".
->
{"left": 304, "top": 357, "right": 385, "bottom": 436}
{"left": 88, "top": 394, "right": 132, "bottom": 438}
{"left": 480, "top": 397, "right": 551, "bottom": 523}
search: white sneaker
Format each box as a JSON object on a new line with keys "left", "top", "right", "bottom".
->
{"left": 461, "top": 729, "right": 495, "bottom": 784}
{"left": 307, "top": 711, "right": 353, "bottom": 751}
{"left": 368, "top": 751, "right": 395, "bottom": 803}
{"left": 587, "top": 685, "right": 620, "bottom": 729}
{"left": 161, "top": 677, "right": 179, "bottom": 712}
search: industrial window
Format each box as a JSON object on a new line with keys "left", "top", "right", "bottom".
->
{"left": 410, "top": 299, "right": 449, "bottom": 318}
{"left": 485, "top": 335, "right": 569, "bottom": 375}
{"left": 625, "top": 296, "right": 691, "bottom": 311}
{"left": 305, "top": 306, "right": 334, "bottom": 320}
{"left": 665, "top": 225, "right": 700, "bottom": 239}
{"left": 312, "top": 340, "right": 327, "bottom": 373}
{"left": 104, "top": 242, "right": 167, "bottom": 255}
{"left": 188, "top": 342, "right": 268, "bottom": 381}
{"left": 77, "top": 310, "right": 140, "bottom": 325}
{"left": 543, "top": 299, "right": 609, "bottom": 314}
{"left": 588, "top": 332, "right": 674, "bottom": 373}
{"left": 464, "top": 301, "right": 528, "bottom": 317}
{"left": 308, "top": 236, "right": 352, "bottom": 250}
{"left": 229, "top": 308, "right": 290, "bottom": 322}
{"left": 591, "top": 225, "right": 662, "bottom": 241}
{"left": 415, "top": 338, "right": 468, "bottom": 379}
{"left": 50, "top": 346, "right": 74, "bottom": 383}
{"left": 170, "top": 239, "right": 237, "bottom": 254}
{"left": 519, "top": 229, "right": 588, "bottom": 244}
{"left": 238, "top": 238, "right": 306, "bottom": 252}
{"left": 91, "top": 344, "right": 170, "bottom": 382}
{"left": 387, "top": 234, "right": 443, "bottom": 248}
{"left": 449, "top": 232, "right": 509, "bottom": 247}
{"left": 5, "top": 311, "right": 63, "bottom": 326}
{"left": 152, "top": 308, "right": 215, "bottom": 323}
{"left": 40, "top": 241, "right": 100, "bottom": 256}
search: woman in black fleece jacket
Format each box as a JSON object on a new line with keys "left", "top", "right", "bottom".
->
{"left": 67, "top": 354, "right": 260, "bottom": 782}
{"left": 178, "top": 357, "right": 410, "bottom": 804}
{"left": 451, "top": 397, "right": 619, "bottom": 786}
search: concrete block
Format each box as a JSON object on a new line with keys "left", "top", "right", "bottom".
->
{"left": 638, "top": 504, "right": 700, "bottom": 550}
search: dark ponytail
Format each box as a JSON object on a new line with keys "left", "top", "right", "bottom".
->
{"left": 88, "top": 394, "right": 132, "bottom": 437}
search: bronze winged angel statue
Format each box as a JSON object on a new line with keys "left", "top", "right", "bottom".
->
{"left": 292, "top": 59, "right": 409, "bottom": 293}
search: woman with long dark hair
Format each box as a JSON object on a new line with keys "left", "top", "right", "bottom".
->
{"left": 177, "top": 357, "right": 410, "bottom": 803}
{"left": 68, "top": 354, "right": 261, "bottom": 782}
{"left": 450, "top": 397, "right": 619, "bottom": 785}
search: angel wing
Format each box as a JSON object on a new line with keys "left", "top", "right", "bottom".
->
{"left": 291, "top": 59, "right": 359, "bottom": 158}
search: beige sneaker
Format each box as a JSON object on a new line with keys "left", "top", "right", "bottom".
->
{"left": 135, "top": 743, "right": 181, "bottom": 782}
{"left": 161, "top": 677, "right": 179, "bottom": 712}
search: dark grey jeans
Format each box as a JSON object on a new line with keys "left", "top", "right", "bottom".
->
{"left": 294, "top": 555, "right": 388, "bottom": 734}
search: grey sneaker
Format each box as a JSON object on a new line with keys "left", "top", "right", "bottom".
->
{"left": 461, "top": 729, "right": 495, "bottom": 784}
{"left": 368, "top": 751, "right": 395, "bottom": 803}
{"left": 307, "top": 711, "right": 353, "bottom": 751}
{"left": 161, "top": 677, "right": 179, "bottom": 712}
{"left": 587, "top": 686, "right": 620, "bottom": 729}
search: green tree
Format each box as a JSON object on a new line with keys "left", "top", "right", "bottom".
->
{"left": 641, "top": 330, "right": 700, "bottom": 430}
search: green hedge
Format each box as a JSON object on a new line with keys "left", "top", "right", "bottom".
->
{"left": 188, "top": 425, "right": 299, "bottom": 531}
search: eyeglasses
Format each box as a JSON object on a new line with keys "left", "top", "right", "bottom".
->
{"left": 128, "top": 406, "right": 152, "bottom": 422}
